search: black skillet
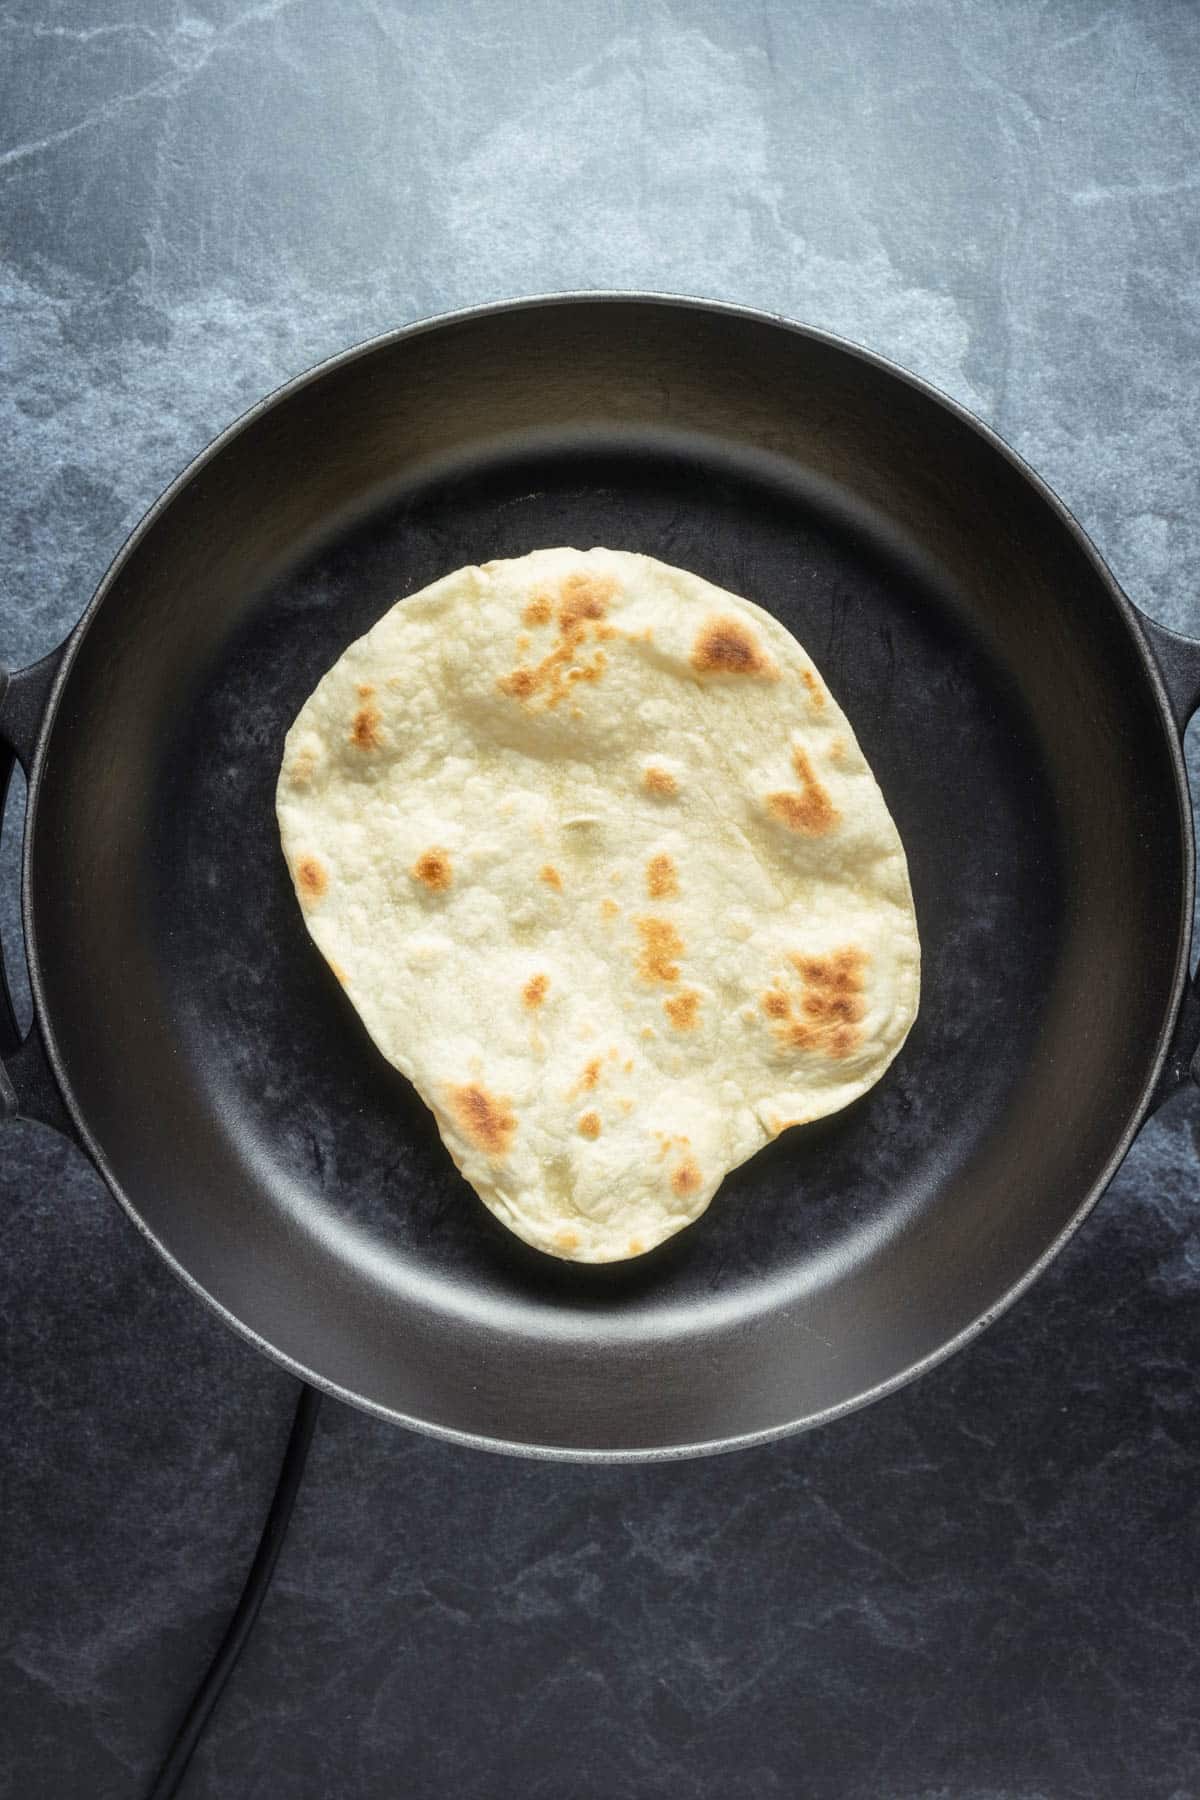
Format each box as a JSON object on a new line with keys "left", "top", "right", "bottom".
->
{"left": 3, "top": 295, "right": 1199, "bottom": 1460}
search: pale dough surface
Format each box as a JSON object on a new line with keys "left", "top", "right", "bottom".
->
{"left": 276, "top": 548, "right": 920, "bottom": 1261}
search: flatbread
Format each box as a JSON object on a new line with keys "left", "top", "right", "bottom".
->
{"left": 276, "top": 548, "right": 920, "bottom": 1261}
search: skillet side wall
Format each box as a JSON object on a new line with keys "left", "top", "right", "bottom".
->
{"left": 25, "top": 304, "right": 1186, "bottom": 1453}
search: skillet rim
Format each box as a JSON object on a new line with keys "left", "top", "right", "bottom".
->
{"left": 18, "top": 291, "right": 1195, "bottom": 1460}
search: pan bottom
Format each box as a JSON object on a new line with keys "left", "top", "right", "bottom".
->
{"left": 149, "top": 426, "right": 1062, "bottom": 1335}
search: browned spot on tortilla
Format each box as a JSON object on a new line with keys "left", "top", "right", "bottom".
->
{"left": 516, "top": 633, "right": 531, "bottom": 654}
{"left": 289, "top": 748, "right": 318, "bottom": 787}
{"left": 412, "top": 848, "right": 452, "bottom": 892}
{"left": 296, "top": 856, "right": 328, "bottom": 902}
{"left": 766, "top": 746, "right": 838, "bottom": 836}
{"left": 499, "top": 573, "right": 617, "bottom": 709}
{"left": 357, "top": 682, "right": 376, "bottom": 698}
{"left": 691, "top": 614, "right": 777, "bottom": 679}
{"left": 575, "top": 1056, "right": 603, "bottom": 1095}
{"left": 800, "top": 669, "right": 826, "bottom": 709}
{"left": 792, "top": 947, "right": 865, "bottom": 988}
{"left": 646, "top": 853, "right": 679, "bottom": 900}
{"left": 555, "top": 1228, "right": 580, "bottom": 1253}
{"left": 577, "top": 1110, "right": 601, "bottom": 1139}
{"left": 623, "top": 1058, "right": 634, "bottom": 1073}
{"left": 634, "top": 917, "right": 684, "bottom": 984}
{"left": 766, "top": 946, "right": 868, "bottom": 1059}
{"left": 801, "top": 989, "right": 860, "bottom": 1021}
{"left": 828, "top": 738, "right": 846, "bottom": 763}
{"left": 600, "top": 897, "right": 620, "bottom": 921}
{"left": 565, "top": 651, "right": 607, "bottom": 684}
{"left": 522, "top": 593, "right": 554, "bottom": 627}
{"left": 350, "top": 702, "right": 382, "bottom": 751}
{"left": 502, "top": 668, "right": 538, "bottom": 701}
{"left": 522, "top": 973, "right": 549, "bottom": 1010}
{"left": 628, "top": 1237, "right": 645, "bottom": 1255}
{"left": 540, "top": 864, "right": 563, "bottom": 891}
{"left": 664, "top": 989, "right": 701, "bottom": 1031}
{"left": 643, "top": 765, "right": 678, "bottom": 797}
{"left": 558, "top": 571, "right": 616, "bottom": 629}
{"left": 328, "top": 959, "right": 347, "bottom": 985}
{"left": 449, "top": 1083, "right": 516, "bottom": 1157}
{"left": 671, "top": 1157, "right": 702, "bottom": 1199}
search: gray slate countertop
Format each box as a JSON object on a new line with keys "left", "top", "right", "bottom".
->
{"left": 3, "top": 3, "right": 1200, "bottom": 1796}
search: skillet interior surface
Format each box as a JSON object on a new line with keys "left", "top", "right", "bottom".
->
{"left": 27, "top": 303, "right": 1186, "bottom": 1454}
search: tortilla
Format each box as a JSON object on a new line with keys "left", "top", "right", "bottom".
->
{"left": 276, "top": 548, "right": 920, "bottom": 1261}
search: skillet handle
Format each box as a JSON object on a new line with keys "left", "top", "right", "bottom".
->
{"left": 1140, "top": 612, "right": 1200, "bottom": 730}
{"left": 0, "top": 644, "right": 79, "bottom": 1139}
{"left": 1137, "top": 610, "right": 1200, "bottom": 1109}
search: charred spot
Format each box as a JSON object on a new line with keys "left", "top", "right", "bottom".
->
{"left": 600, "top": 898, "right": 620, "bottom": 921}
{"left": 296, "top": 856, "right": 328, "bottom": 901}
{"left": 768, "top": 946, "right": 868, "bottom": 1059}
{"left": 449, "top": 1083, "right": 516, "bottom": 1157}
{"left": 357, "top": 682, "right": 376, "bottom": 698}
{"left": 522, "top": 973, "right": 549, "bottom": 1010}
{"left": 498, "top": 581, "right": 613, "bottom": 710}
{"left": 577, "top": 1111, "right": 601, "bottom": 1139}
{"left": 691, "top": 614, "right": 777, "bottom": 679}
{"left": 627, "top": 1237, "right": 645, "bottom": 1256}
{"left": 646, "top": 853, "right": 679, "bottom": 900}
{"left": 643, "top": 765, "right": 678, "bottom": 797}
{"left": 766, "top": 746, "right": 838, "bottom": 836}
{"left": 664, "top": 989, "right": 701, "bottom": 1031}
{"left": 412, "top": 848, "right": 452, "bottom": 893}
{"left": 540, "top": 864, "right": 563, "bottom": 892}
{"left": 634, "top": 917, "right": 684, "bottom": 985}
{"left": 350, "top": 703, "right": 382, "bottom": 751}
{"left": 800, "top": 669, "right": 825, "bottom": 709}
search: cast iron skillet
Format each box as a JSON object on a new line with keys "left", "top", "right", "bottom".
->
{"left": 3, "top": 295, "right": 1199, "bottom": 1461}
